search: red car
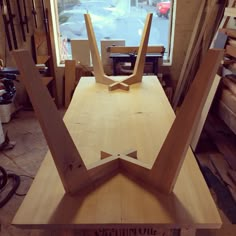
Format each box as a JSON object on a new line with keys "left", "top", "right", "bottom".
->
{"left": 156, "top": 1, "right": 171, "bottom": 19}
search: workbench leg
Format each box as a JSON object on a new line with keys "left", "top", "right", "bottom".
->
{"left": 180, "top": 229, "right": 196, "bottom": 236}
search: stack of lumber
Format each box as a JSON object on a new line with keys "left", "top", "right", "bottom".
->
{"left": 212, "top": 5, "right": 236, "bottom": 135}
{"left": 172, "top": 0, "right": 229, "bottom": 110}
{"left": 219, "top": 28, "right": 236, "bottom": 72}
{"left": 196, "top": 114, "right": 236, "bottom": 223}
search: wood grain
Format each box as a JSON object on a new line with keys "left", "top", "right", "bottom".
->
{"left": 12, "top": 76, "right": 221, "bottom": 230}
{"left": 172, "top": 0, "right": 205, "bottom": 109}
{"left": 219, "top": 28, "right": 236, "bottom": 38}
{"left": 191, "top": 74, "right": 221, "bottom": 150}
{"left": 65, "top": 60, "right": 76, "bottom": 108}
{"left": 224, "top": 7, "right": 236, "bottom": 17}
{"left": 84, "top": 14, "right": 115, "bottom": 85}
{"left": 12, "top": 50, "right": 92, "bottom": 194}
{"left": 85, "top": 13, "right": 153, "bottom": 90}
{"left": 226, "top": 45, "right": 236, "bottom": 58}
{"left": 152, "top": 49, "right": 223, "bottom": 193}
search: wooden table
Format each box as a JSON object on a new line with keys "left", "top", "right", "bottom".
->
{"left": 12, "top": 76, "right": 221, "bottom": 235}
{"left": 109, "top": 53, "right": 163, "bottom": 75}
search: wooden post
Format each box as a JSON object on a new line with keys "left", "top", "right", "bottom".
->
{"left": 151, "top": 49, "right": 224, "bottom": 193}
{"left": 109, "top": 13, "right": 153, "bottom": 89}
{"left": 85, "top": 13, "right": 153, "bottom": 90}
{"left": 84, "top": 14, "right": 115, "bottom": 85}
{"left": 12, "top": 50, "right": 92, "bottom": 194}
{"left": 65, "top": 60, "right": 76, "bottom": 108}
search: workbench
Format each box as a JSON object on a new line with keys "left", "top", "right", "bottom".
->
{"left": 12, "top": 76, "right": 221, "bottom": 235}
{"left": 109, "top": 53, "right": 163, "bottom": 75}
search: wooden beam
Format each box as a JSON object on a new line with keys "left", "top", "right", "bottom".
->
{"left": 42, "top": 76, "right": 53, "bottom": 86}
{"left": 121, "top": 49, "right": 223, "bottom": 193}
{"left": 226, "top": 45, "right": 236, "bottom": 58}
{"left": 150, "top": 49, "right": 223, "bottom": 193}
{"left": 64, "top": 60, "right": 76, "bottom": 108}
{"left": 219, "top": 28, "right": 236, "bottom": 38}
{"left": 224, "top": 7, "right": 236, "bottom": 17}
{"left": 85, "top": 13, "right": 153, "bottom": 89}
{"left": 228, "top": 38, "right": 236, "bottom": 47}
{"left": 12, "top": 50, "right": 92, "bottom": 194}
{"left": 191, "top": 74, "right": 221, "bottom": 150}
{"left": 222, "top": 1, "right": 236, "bottom": 28}
{"left": 84, "top": 14, "right": 115, "bottom": 85}
{"left": 119, "top": 49, "right": 223, "bottom": 194}
{"left": 123, "top": 13, "right": 153, "bottom": 84}
{"left": 172, "top": 0, "right": 206, "bottom": 109}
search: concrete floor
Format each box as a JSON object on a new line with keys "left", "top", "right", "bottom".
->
{"left": 0, "top": 110, "right": 49, "bottom": 236}
{"left": 0, "top": 110, "right": 235, "bottom": 236}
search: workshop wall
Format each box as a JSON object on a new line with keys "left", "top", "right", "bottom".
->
{"left": 0, "top": 0, "right": 46, "bottom": 65}
{"left": 0, "top": 0, "right": 209, "bottom": 106}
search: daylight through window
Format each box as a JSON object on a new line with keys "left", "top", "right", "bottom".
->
{"left": 55, "top": 0, "right": 174, "bottom": 63}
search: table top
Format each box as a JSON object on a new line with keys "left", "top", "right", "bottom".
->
{"left": 12, "top": 76, "right": 221, "bottom": 230}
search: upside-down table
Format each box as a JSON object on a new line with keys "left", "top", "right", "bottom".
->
{"left": 12, "top": 76, "right": 221, "bottom": 235}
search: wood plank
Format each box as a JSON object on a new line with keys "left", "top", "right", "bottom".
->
{"left": 222, "top": 1, "right": 236, "bottom": 28}
{"left": 226, "top": 45, "right": 236, "bottom": 58}
{"left": 12, "top": 50, "right": 91, "bottom": 194}
{"left": 210, "top": 0, "right": 236, "bottom": 48}
{"left": 219, "top": 28, "right": 236, "bottom": 38}
{"left": 71, "top": 39, "right": 91, "bottom": 66}
{"left": 109, "top": 46, "right": 165, "bottom": 54}
{"left": 151, "top": 49, "right": 223, "bottom": 193}
{"left": 36, "top": 55, "right": 50, "bottom": 64}
{"left": 85, "top": 13, "right": 153, "bottom": 89}
{"left": 204, "top": 114, "right": 236, "bottom": 170}
{"left": 172, "top": 0, "right": 206, "bottom": 109}
{"left": 210, "top": 153, "right": 236, "bottom": 201}
{"left": 33, "top": 31, "right": 47, "bottom": 49}
{"left": 84, "top": 14, "right": 115, "bottom": 85}
{"left": 191, "top": 74, "right": 221, "bottom": 151}
{"left": 228, "top": 38, "right": 236, "bottom": 47}
{"left": 42, "top": 76, "right": 54, "bottom": 86}
{"left": 101, "top": 39, "right": 126, "bottom": 65}
{"left": 64, "top": 60, "right": 76, "bottom": 108}
{"left": 224, "top": 7, "right": 236, "bottom": 17}
{"left": 109, "top": 13, "right": 153, "bottom": 88}
{"left": 223, "top": 59, "right": 236, "bottom": 65}
{"left": 202, "top": 1, "right": 222, "bottom": 55}
{"left": 228, "top": 169, "right": 236, "bottom": 185}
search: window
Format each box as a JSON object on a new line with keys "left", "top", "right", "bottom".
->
{"left": 54, "top": 0, "right": 174, "bottom": 64}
